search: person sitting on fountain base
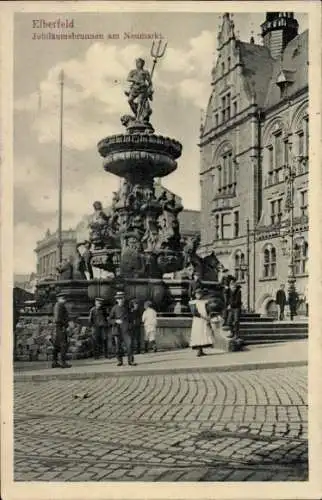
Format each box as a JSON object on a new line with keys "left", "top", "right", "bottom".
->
{"left": 76, "top": 241, "right": 93, "bottom": 280}
{"left": 89, "top": 201, "right": 111, "bottom": 249}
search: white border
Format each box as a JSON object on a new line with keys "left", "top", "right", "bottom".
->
{"left": 1, "top": 2, "right": 321, "bottom": 499}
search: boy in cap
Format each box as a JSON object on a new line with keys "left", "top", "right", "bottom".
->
{"left": 109, "top": 291, "right": 136, "bottom": 366}
{"left": 52, "top": 292, "right": 71, "bottom": 368}
{"left": 89, "top": 298, "right": 109, "bottom": 359}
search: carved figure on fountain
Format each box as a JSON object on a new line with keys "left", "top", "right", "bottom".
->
{"left": 144, "top": 252, "right": 161, "bottom": 278}
{"left": 114, "top": 180, "right": 131, "bottom": 210}
{"left": 157, "top": 250, "right": 183, "bottom": 275}
{"left": 74, "top": 241, "right": 94, "bottom": 280}
{"left": 129, "top": 214, "right": 145, "bottom": 235}
{"left": 143, "top": 185, "right": 155, "bottom": 202}
{"left": 183, "top": 235, "right": 200, "bottom": 269}
{"left": 120, "top": 235, "right": 146, "bottom": 278}
{"left": 181, "top": 234, "right": 221, "bottom": 281}
{"left": 111, "top": 191, "right": 120, "bottom": 210}
{"left": 142, "top": 226, "right": 159, "bottom": 253}
{"left": 164, "top": 193, "right": 183, "bottom": 217}
{"left": 122, "top": 58, "right": 153, "bottom": 133}
{"left": 89, "top": 201, "right": 116, "bottom": 250}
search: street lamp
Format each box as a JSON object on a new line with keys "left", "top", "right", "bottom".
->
{"left": 280, "top": 120, "right": 297, "bottom": 298}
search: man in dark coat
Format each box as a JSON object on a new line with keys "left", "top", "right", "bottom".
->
{"left": 288, "top": 288, "right": 299, "bottom": 321}
{"left": 109, "top": 291, "right": 136, "bottom": 366}
{"left": 188, "top": 271, "right": 202, "bottom": 299}
{"left": 52, "top": 292, "right": 71, "bottom": 368}
{"left": 89, "top": 298, "right": 109, "bottom": 358}
{"left": 220, "top": 269, "right": 235, "bottom": 326}
{"left": 129, "top": 299, "right": 142, "bottom": 354}
{"left": 275, "top": 284, "right": 287, "bottom": 320}
{"left": 227, "top": 278, "right": 242, "bottom": 339}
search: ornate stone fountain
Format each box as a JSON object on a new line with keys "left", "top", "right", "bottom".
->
{"left": 36, "top": 43, "right": 224, "bottom": 315}
{"left": 86, "top": 44, "right": 186, "bottom": 308}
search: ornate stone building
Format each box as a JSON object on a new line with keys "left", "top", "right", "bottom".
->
{"left": 199, "top": 12, "right": 308, "bottom": 315}
{"left": 34, "top": 229, "right": 77, "bottom": 280}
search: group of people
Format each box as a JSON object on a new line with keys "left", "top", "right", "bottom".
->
{"left": 51, "top": 270, "right": 302, "bottom": 368}
{"left": 275, "top": 283, "right": 300, "bottom": 320}
{"left": 52, "top": 292, "right": 158, "bottom": 369}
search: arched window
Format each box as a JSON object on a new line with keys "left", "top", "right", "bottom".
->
{"left": 214, "top": 144, "right": 236, "bottom": 196}
{"left": 294, "top": 240, "right": 308, "bottom": 275}
{"left": 271, "top": 247, "right": 276, "bottom": 276}
{"left": 217, "top": 165, "right": 222, "bottom": 191}
{"left": 296, "top": 115, "right": 309, "bottom": 158}
{"left": 264, "top": 121, "right": 285, "bottom": 186}
{"left": 234, "top": 250, "right": 246, "bottom": 282}
{"left": 296, "top": 114, "right": 309, "bottom": 174}
{"left": 263, "top": 249, "right": 270, "bottom": 277}
{"left": 262, "top": 245, "right": 277, "bottom": 278}
{"left": 214, "top": 214, "right": 220, "bottom": 240}
{"left": 293, "top": 105, "right": 309, "bottom": 174}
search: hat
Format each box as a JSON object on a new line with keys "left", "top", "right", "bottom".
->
{"left": 115, "top": 291, "right": 125, "bottom": 299}
{"left": 194, "top": 288, "right": 204, "bottom": 295}
{"left": 95, "top": 297, "right": 104, "bottom": 302}
{"left": 56, "top": 292, "right": 67, "bottom": 298}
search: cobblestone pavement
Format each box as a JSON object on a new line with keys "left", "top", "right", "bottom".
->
{"left": 14, "top": 366, "right": 308, "bottom": 482}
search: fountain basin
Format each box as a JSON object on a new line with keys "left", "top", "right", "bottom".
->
{"left": 98, "top": 134, "right": 182, "bottom": 178}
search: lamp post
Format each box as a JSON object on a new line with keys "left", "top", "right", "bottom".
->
{"left": 280, "top": 98, "right": 297, "bottom": 300}
{"left": 238, "top": 220, "right": 259, "bottom": 313}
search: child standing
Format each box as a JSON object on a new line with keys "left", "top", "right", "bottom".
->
{"left": 142, "top": 301, "right": 158, "bottom": 353}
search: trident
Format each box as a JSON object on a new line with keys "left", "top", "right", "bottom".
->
{"left": 150, "top": 39, "right": 167, "bottom": 80}
{"left": 136, "top": 39, "right": 167, "bottom": 121}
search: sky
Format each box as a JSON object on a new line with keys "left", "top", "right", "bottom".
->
{"left": 13, "top": 11, "right": 308, "bottom": 274}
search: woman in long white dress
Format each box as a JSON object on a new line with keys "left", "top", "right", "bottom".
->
{"left": 189, "top": 288, "right": 214, "bottom": 357}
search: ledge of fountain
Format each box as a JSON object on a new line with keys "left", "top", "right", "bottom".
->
{"left": 98, "top": 133, "right": 182, "bottom": 159}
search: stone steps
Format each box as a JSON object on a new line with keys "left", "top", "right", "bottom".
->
{"left": 239, "top": 322, "right": 308, "bottom": 344}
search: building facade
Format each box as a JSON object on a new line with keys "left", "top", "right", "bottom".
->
{"left": 199, "top": 12, "right": 308, "bottom": 315}
{"left": 34, "top": 229, "right": 77, "bottom": 280}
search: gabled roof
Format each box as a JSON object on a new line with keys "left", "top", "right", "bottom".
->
{"left": 237, "top": 41, "right": 275, "bottom": 107}
{"left": 264, "top": 30, "right": 308, "bottom": 109}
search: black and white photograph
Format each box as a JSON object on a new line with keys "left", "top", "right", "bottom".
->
{"left": 1, "top": 1, "right": 322, "bottom": 498}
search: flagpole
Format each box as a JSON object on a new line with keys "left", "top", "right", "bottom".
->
{"left": 58, "top": 70, "right": 64, "bottom": 263}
